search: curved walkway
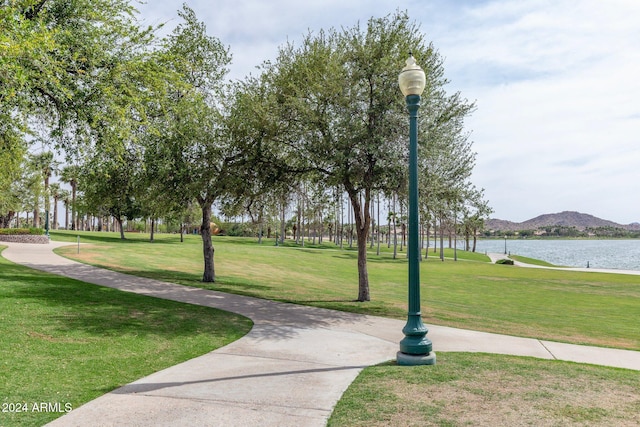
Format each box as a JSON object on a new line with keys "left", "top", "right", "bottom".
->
{"left": 2, "top": 242, "right": 640, "bottom": 427}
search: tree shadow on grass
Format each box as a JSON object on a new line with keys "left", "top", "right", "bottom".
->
{"left": 114, "top": 269, "right": 277, "bottom": 299}
{"left": 2, "top": 246, "right": 394, "bottom": 342}
{"left": 50, "top": 231, "right": 192, "bottom": 246}
{"left": 3, "top": 266, "right": 250, "bottom": 339}
{"left": 331, "top": 252, "right": 409, "bottom": 264}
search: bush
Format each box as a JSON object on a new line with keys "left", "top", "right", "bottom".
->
{"left": 0, "top": 227, "right": 44, "bottom": 235}
{"left": 495, "top": 259, "right": 514, "bottom": 265}
{"left": 221, "top": 222, "right": 255, "bottom": 237}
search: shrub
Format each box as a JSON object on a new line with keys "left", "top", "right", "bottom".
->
{"left": 0, "top": 228, "right": 44, "bottom": 236}
{"left": 495, "top": 258, "right": 514, "bottom": 265}
{"left": 221, "top": 222, "right": 255, "bottom": 237}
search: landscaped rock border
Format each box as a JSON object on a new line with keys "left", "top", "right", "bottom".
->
{"left": 0, "top": 235, "right": 50, "bottom": 244}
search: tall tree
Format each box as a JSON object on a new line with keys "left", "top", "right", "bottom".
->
{"left": 264, "top": 12, "right": 444, "bottom": 301}
{"left": 220, "top": 71, "right": 304, "bottom": 244}
{"left": 60, "top": 165, "right": 80, "bottom": 230}
{"left": 30, "top": 151, "right": 58, "bottom": 222}
{"left": 2, "top": 0, "right": 160, "bottom": 226}
{"left": 58, "top": 188, "right": 70, "bottom": 230}
{"left": 80, "top": 145, "right": 142, "bottom": 239}
{"left": 461, "top": 186, "right": 492, "bottom": 252}
{"left": 0, "top": 134, "right": 27, "bottom": 227}
{"left": 418, "top": 88, "right": 479, "bottom": 257}
{"left": 49, "top": 182, "right": 61, "bottom": 229}
{"left": 146, "top": 5, "right": 233, "bottom": 282}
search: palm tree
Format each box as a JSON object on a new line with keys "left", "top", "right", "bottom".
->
{"left": 49, "top": 183, "right": 62, "bottom": 229}
{"left": 59, "top": 189, "right": 71, "bottom": 230}
{"left": 60, "top": 165, "right": 80, "bottom": 230}
{"left": 30, "top": 152, "right": 59, "bottom": 228}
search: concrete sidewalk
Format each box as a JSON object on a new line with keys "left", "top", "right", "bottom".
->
{"left": 2, "top": 241, "right": 640, "bottom": 427}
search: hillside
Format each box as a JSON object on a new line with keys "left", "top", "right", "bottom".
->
{"left": 486, "top": 211, "right": 640, "bottom": 232}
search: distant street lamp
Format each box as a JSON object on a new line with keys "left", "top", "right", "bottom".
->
{"left": 504, "top": 235, "right": 507, "bottom": 255}
{"left": 397, "top": 54, "right": 436, "bottom": 366}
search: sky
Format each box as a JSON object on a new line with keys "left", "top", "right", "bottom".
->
{"left": 135, "top": 0, "right": 640, "bottom": 224}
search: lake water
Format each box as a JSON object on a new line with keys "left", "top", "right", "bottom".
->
{"left": 471, "top": 239, "right": 640, "bottom": 271}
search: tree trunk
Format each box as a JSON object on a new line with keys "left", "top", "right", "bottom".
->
{"left": 370, "top": 199, "right": 375, "bottom": 249}
{"left": 280, "top": 200, "right": 286, "bottom": 244}
{"left": 339, "top": 193, "right": 344, "bottom": 249}
{"left": 64, "top": 202, "right": 69, "bottom": 230}
{"left": 387, "top": 198, "right": 392, "bottom": 248}
{"left": 296, "top": 200, "right": 302, "bottom": 244}
{"left": 439, "top": 215, "right": 445, "bottom": 261}
{"left": 465, "top": 229, "right": 471, "bottom": 251}
{"left": 393, "top": 212, "right": 398, "bottom": 259}
{"left": 453, "top": 215, "right": 458, "bottom": 261}
{"left": 419, "top": 222, "right": 423, "bottom": 261}
{"left": 0, "top": 212, "right": 15, "bottom": 228}
{"left": 116, "top": 216, "right": 126, "bottom": 240}
{"left": 150, "top": 218, "right": 155, "bottom": 242}
{"left": 200, "top": 202, "right": 215, "bottom": 282}
{"left": 52, "top": 197, "right": 58, "bottom": 229}
{"left": 399, "top": 200, "right": 405, "bottom": 252}
{"left": 347, "top": 188, "right": 370, "bottom": 302}
{"left": 472, "top": 228, "right": 478, "bottom": 252}
{"left": 425, "top": 222, "right": 430, "bottom": 259}
{"left": 71, "top": 183, "right": 77, "bottom": 231}
{"left": 258, "top": 207, "right": 263, "bottom": 244}
{"left": 376, "top": 192, "right": 381, "bottom": 256}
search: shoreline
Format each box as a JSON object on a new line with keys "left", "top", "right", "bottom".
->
{"left": 486, "top": 252, "right": 640, "bottom": 276}
{"left": 476, "top": 239, "right": 640, "bottom": 272}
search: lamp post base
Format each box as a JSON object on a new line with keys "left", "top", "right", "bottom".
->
{"left": 396, "top": 351, "right": 436, "bottom": 366}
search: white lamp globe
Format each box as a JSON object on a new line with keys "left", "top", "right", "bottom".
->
{"left": 398, "top": 55, "right": 426, "bottom": 97}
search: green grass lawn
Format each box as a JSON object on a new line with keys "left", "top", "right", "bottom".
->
{"left": 510, "top": 254, "right": 564, "bottom": 267}
{"left": 0, "top": 246, "right": 252, "bottom": 427}
{"left": 52, "top": 230, "right": 640, "bottom": 350}
{"left": 5, "top": 231, "right": 640, "bottom": 426}
{"left": 328, "top": 352, "right": 640, "bottom": 426}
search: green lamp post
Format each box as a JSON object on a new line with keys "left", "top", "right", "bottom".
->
{"left": 397, "top": 54, "right": 436, "bottom": 366}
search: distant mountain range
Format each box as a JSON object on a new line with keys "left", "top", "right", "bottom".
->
{"left": 486, "top": 211, "right": 640, "bottom": 232}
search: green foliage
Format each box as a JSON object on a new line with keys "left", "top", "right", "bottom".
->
{"left": 0, "top": 136, "right": 27, "bottom": 219}
{"left": 221, "top": 222, "right": 255, "bottom": 237}
{"left": 1, "top": 0, "right": 168, "bottom": 228}
{"left": 141, "top": 5, "right": 236, "bottom": 281}
{"left": 79, "top": 146, "right": 143, "bottom": 238}
{"left": 485, "top": 227, "right": 640, "bottom": 238}
{"left": 254, "top": 11, "right": 472, "bottom": 301}
{"left": 0, "top": 227, "right": 44, "bottom": 235}
{"left": 3, "top": 4, "right": 488, "bottom": 302}
{"left": 495, "top": 258, "right": 514, "bottom": 265}
{"left": 0, "top": 0, "right": 156, "bottom": 153}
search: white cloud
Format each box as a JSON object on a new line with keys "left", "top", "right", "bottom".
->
{"left": 442, "top": 0, "right": 640, "bottom": 223}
